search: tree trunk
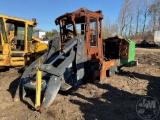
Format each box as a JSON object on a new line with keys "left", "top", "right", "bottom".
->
{"left": 135, "top": 14, "right": 139, "bottom": 34}
{"left": 158, "top": 16, "right": 160, "bottom": 30}
{"left": 153, "top": 16, "right": 156, "bottom": 32}
{"left": 129, "top": 16, "right": 133, "bottom": 36}
{"left": 142, "top": 10, "right": 147, "bottom": 33}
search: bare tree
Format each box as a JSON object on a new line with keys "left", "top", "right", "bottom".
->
{"left": 148, "top": 0, "right": 160, "bottom": 32}
{"left": 115, "top": 0, "right": 160, "bottom": 41}
{"left": 157, "top": 1, "right": 160, "bottom": 30}
{"left": 128, "top": 4, "right": 135, "bottom": 36}
{"left": 102, "top": 18, "right": 118, "bottom": 38}
{"left": 142, "top": 8, "right": 147, "bottom": 33}
{"left": 135, "top": 1, "right": 143, "bottom": 34}
{"left": 118, "top": 0, "right": 132, "bottom": 35}
{"left": 158, "top": 16, "right": 160, "bottom": 30}
{"left": 135, "top": 0, "right": 152, "bottom": 39}
{"left": 141, "top": 0, "right": 150, "bottom": 33}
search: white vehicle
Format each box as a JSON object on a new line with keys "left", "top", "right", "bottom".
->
{"left": 41, "top": 38, "right": 49, "bottom": 44}
{"left": 33, "top": 31, "right": 49, "bottom": 44}
{"left": 154, "top": 31, "right": 160, "bottom": 43}
{"left": 33, "top": 31, "right": 45, "bottom": 39}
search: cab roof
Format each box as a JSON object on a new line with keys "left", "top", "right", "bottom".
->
{"left": 0, "top": 14, "right": 37, "bottom": 26}
{"left": 55, "top": 7, "right": 103, "bottom": 25}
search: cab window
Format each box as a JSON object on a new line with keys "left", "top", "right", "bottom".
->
{"left": 28, "top": 25, "right": 33, "bottom": 41}
{"left": 90, "top": 18, "right": 97, "bottom": 47}
{"left": 0, "top": 18, "right": 7, "bottom": 43}
{"left": 6, "top": 19, "right": 25, "bottom": 50}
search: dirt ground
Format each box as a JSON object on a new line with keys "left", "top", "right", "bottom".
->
{"left": 0, "top": 48, "right": 160, "bottom": 120}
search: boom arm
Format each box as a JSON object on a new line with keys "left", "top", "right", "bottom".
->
{"left": 15, "top": 35, "right": 85, "bottom": 110}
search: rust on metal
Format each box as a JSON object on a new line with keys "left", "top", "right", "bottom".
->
{"left": 54, "top": 7, "right": 119, "bottom": 81}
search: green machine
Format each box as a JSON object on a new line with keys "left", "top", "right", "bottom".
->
{"left": 104, "top": 35, "right": 137, "bottom": 67}
{"left": 120, "top": 38, "right": 137, "bottom": 66}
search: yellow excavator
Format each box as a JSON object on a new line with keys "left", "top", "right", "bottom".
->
{"left": 0, "top": 15, "right": 47, "bottom": 69}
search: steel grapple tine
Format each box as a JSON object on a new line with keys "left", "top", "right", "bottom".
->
{"left": 41, "top": 76, "right": 61, "bottom": 109}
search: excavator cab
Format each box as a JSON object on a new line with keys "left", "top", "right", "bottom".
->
{"left": 6, "top": 19, "right": 34, "bottom": 51}
{"left": 0, "top": 15, "right": 47, "bottom": 67}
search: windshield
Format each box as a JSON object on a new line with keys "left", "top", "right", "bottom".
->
{"left": 28, "top": 25, "right": 33, "bottom": 41}
{"left": 66, "top": 24, "right": 73, "bottom": 31}
{"left": 59, "top": 23, "right": 74, "bottom": 42}
{"left": 0, "top": 18, "right": 7, "bottom": 43}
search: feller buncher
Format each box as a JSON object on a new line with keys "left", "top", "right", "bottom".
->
{"left": 0, "top": 15, "right": 47, "bottom": 69}
{"left": 14, "top": 8, "right": 137, "bottom": 111}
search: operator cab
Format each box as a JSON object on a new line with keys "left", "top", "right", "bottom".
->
{"left": 0, "top": 15, "right": 37, "bottom": 53}
{"left": 55, "top": 12, "right": 86, "bottom": 46}
{"left": 55, "top": 7, "right": 103, "bottom": 61}
{"left": 6, "top": 19, "right": 35, "bottom": 52}
{"left": 6, "top": 19, "right": 26, "bottom": 51}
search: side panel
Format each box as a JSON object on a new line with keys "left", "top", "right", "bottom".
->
{"left": 75, "top": 36, "right": 85, "bottom": 82}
